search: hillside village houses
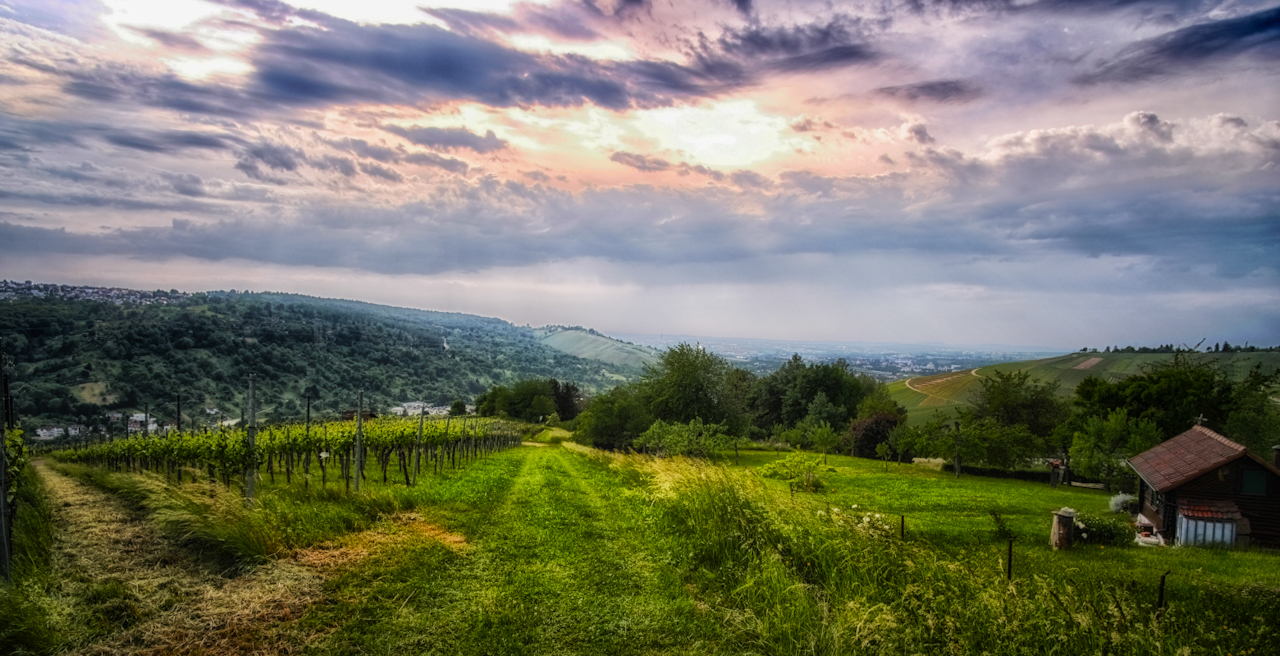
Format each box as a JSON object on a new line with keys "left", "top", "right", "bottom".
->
{"left": 1128, "top": 425, "right": 1280, "bottom": 548}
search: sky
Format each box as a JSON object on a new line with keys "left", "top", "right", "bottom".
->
{"left": 0, "top": 0, "right": 1277, "bottom": 349}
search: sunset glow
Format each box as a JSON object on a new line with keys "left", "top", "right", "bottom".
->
{"left": 1, "top": 0, "right": 1277, "bottom": 346}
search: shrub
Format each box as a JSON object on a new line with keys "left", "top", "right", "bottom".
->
{"left": 1073, "top": 511, "right": 1132, "bottom": 546}
{"left": 759, "top": 452, "right": 825, "bottom": 491}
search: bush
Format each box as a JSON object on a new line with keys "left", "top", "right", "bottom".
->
{"left": 1109, "top": 493, "right": 1135, "bottom": 514}
{"left": 759, "top": 452, "right": 825, "bottom": 491}
{"left": 1073, "top": 511, "right": 1132, "bottom": 546}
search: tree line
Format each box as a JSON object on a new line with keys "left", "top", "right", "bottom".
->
{"left": 539, "top": 344, "right": 1278, "bottom": 492}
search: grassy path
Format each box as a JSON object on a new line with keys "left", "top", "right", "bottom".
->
{"left": 33, "top": 461, "right": 323, "bottom": 655}
{"left": 301, "top": 445, "right": 718, "bottom": 655}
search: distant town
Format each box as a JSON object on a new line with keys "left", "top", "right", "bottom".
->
{"left": 0, "top": 280, "right": 192, "bottom": 305}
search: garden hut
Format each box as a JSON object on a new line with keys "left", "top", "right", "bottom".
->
{"left": 1127, "top": 426, "right": 1280, "bottom": 547}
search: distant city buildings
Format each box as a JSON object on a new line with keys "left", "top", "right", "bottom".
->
{"left": 0, "top": 280, "right": 190, "bottom": 305}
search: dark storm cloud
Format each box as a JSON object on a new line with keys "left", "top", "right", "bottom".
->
{"left": 325, "top": 137, "right": 402, "bottom": 163}
{"left": 610, "top": 151, "right": 670, "bottom": 172}
{"left": 769, "top": 45, "right": 878, "bottom": 72}
{"left": 313, "top": 155, "right": 357, "bottom": 177}
{"left": 249, "top": 17, "right": 637, "bottom": 110}
{"left": 715, "top": 17, "right": 876, "bottom": 60}
{"left": 1077, "top": 5, "right": 1280, "bottom": 84}
{"left": 403, "top": 152, "right": 470, "bottom": 174}
{"left": 128, "top": 28, "right": 209, "bottom": 52}
{"left": 382, "top": 125, "right": 508, "bottom": 154}
{"left": 358, "top": 161, "right": 405, "bottom": 183}
{"left": 102, "top": 130, "right": 231, "bottom": 153}
{"left": 877, "top": 79, "right": 983, "bottom": 104}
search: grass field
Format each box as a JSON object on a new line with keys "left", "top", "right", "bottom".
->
{"left": 13, "top": 442, "right": 1280, "bottom": 655}
{"left": 891, "top": 351, "right": 1280, "bottom": 425}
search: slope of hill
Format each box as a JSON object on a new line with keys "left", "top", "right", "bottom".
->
{"left": 891, "top": 351, "right": 1280, "bottom": 425}
{"left": 0, "top": 288, "right": 641, "bottom": 429}
{"left": 534, "top": 326, "right": 658, "bottom": 370}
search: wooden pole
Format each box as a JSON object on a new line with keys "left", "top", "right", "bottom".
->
{"left": 1006, "top": 539, "right": 1014, "bottom": 581}
{"left": 245, "top": 376, "right": 257, "bottom": 505}
{"left": 355, "top": 391, "right": 363, "bottom": 493}
{"left": 414, "top": 406, "right": 424, "bottom": 485}
{"left": 1157, "top": 570, "right": 1171, "bottom": 621}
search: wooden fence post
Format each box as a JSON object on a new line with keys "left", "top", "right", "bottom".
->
{"left": 1156, "top": 570, "right": 1171, "bottom": 623}
{"left": 1006, "top": 539, "right": 1014, "bottom": 580}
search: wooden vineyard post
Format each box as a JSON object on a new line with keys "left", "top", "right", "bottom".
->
{"left": 304, "top": 396, "right": 312, "bottom": 490}
{"left": 1006, "top": 539, "right": 1014, "bottom": 581}
{"left": 244, "top": 376, "right": 257, "bottom": 505}
{"left": 414, "top": 406, "right": 424, "bottom": 485}
{"left": 354, "top": 391, "right": 363, "bottom": 493}
{"left": 900, "top": 515, "right": 906, "bottom": 540}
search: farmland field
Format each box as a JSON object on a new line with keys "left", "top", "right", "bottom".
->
{"left": 891, "top": 351, "right": 1280, "bottom": 425}
{"left": 7, "top": 440, "right": 1279, "bottom": 655}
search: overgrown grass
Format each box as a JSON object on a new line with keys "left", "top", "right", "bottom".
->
{"left": 0, "top": 463, "right": 61, "bottom": 655}
{"left": 48, "top": 462, "right": 417, "bottom": 569}
{"left": 588, "top": 448, "right": 1280, "bottom": 654}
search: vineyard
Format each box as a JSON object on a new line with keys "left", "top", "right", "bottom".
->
{"left": 48, "top": 413, "right": 522, "bottom": 497}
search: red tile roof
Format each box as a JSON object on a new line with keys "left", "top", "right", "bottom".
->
{"left": 1178, "top": 498, "right": 1242, "bottom": 521}
{"left": 1127, "top": 425, "right": 1246, "bottom": 493}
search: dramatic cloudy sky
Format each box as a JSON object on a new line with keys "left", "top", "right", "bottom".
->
{"left": 1, "top": 0, "right": 1277, "bottom": 348}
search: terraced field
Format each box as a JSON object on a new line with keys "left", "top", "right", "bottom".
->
{"left": 891, "top": 351, "right": 1280, "bottom": 425}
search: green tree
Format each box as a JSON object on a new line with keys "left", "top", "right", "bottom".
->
{"left": 1073, "top": 353, "right": 1278, "bottom": 443}
{"left": 575, "top": 384, "right": 653, "bottom": 451}
{"left": 969, "top": 370, "right": 1068, "bottom": 439}
{"left": 642, "top": 343, "right": 747, "bottom": 434}
{"left": 1070, "top": 408, "right": 1161, "bottom": 492}
{"left": 449, "top": 399, "right": 467, "bottom": 416}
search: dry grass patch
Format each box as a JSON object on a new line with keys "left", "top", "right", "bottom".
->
{"left": 293, "top": 513, "right": 467, "bottom": 573}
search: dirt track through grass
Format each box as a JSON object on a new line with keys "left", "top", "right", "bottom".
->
{"left": 35, "top": 461, "right": 323, "bottom": 655}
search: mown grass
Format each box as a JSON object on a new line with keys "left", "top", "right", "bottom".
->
{"left": 296, "top": 445, "right": 721, "bottom": 655}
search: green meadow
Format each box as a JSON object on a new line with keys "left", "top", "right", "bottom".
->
{"left": 10, "top": 442, "right": 1279, "bottom": 655}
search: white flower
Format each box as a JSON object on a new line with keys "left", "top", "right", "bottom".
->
{"left": 1081, "top": 533, "right": 1088, "bottom": 539}
{"left": 852, "top": 504, "right": 858, "bottom": 509}
{"left": 319, "top": 451, "right": 330, "bottom": 459}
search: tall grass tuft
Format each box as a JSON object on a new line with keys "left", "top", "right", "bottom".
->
{"left": 1, "top": 464, "right": 62, "bottom": 655}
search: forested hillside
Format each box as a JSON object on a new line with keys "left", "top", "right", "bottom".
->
{"left": 0, "top": 290, "right": 638, "bottom": 430}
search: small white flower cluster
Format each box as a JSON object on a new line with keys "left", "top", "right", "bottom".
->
{"left": 1074, "top": 520, "right": 1089, "bottom": 540}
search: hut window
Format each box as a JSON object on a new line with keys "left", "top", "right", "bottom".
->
{"left": 1242, "top": 470, "right": 1267, "bottom": 496}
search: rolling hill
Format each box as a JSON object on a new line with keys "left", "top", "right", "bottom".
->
{"left": 890, "top": 351, "right": 1280, "bottom": 425}
{"left": 0, "top": 287, "right": 646, "bottom": 429}
{"left": 534, "top": 326, "right": 659, "bottom": 371}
